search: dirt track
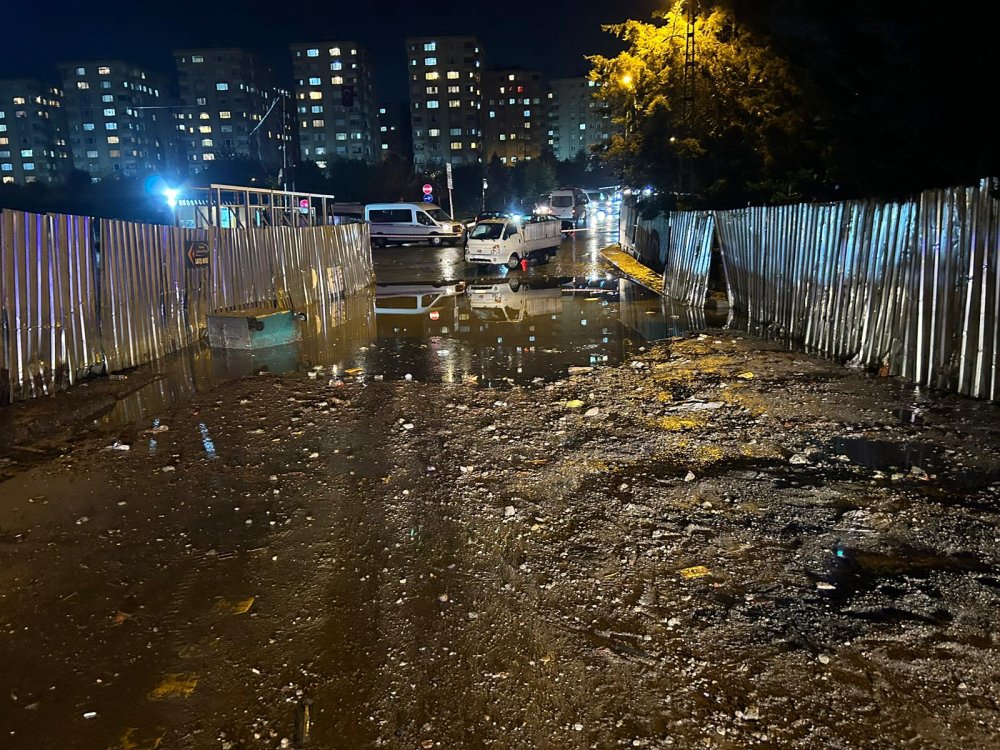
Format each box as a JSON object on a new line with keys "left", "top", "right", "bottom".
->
{"left": 2, "top": 331, "right": 999, "bottom": 749}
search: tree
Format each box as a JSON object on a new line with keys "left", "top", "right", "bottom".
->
{"left": 588, "top": 1, "right": 829, "bottom": 208}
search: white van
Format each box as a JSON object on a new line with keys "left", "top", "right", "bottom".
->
{"left": 541, "top": 188, "right": 589, "bottom": 228}
{"left": 465, "top": 213, "right": 563, "bottom": 269}
{"left": 365, "top": 203, "right": 465, "bottom": 247}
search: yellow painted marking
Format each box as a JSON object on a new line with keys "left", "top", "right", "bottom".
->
{"left": 564, "top": 400, "right": 586, "bottom": 409}
{"left": 111, "top": 727, "right": 165, "bottom": 750}
{"left": 680, "top": 565, "right": 711, "bottom": 580}
{"left": 148, "top": 673, "right": 198, "bottom": 700}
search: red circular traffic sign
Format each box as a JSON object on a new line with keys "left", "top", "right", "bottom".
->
{"left": 422, "top": 183, "right": 433, "bottom": 195}
{"left": 429, "top": 310, "right": 440, "bottom": 321}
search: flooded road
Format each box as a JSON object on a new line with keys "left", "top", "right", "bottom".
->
{"left": 2, "top": 220, "right": 1000, "bottom": 750}
{"left": 104, "top": 218, "right": 721, "bottom": 427}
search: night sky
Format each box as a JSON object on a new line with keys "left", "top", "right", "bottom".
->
{"left": 0, "top": 0, "right": 663, "bottom": 101}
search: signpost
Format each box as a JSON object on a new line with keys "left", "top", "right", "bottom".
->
{"left": 422, "top": 183, "right": 433, "bottom": 195}
{"left": 445, "top": 163, "right": 454, "bottom": 219}
{"left": 186, "top": 240, "right": 210, "bottom": 269}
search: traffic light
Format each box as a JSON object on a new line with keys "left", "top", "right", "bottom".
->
{"left": 341, "top": 85, "right": 354, "bottom": 107}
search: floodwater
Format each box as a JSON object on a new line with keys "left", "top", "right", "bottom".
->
{"left": 104, "top": 219, "right": 727, "bottom": 427}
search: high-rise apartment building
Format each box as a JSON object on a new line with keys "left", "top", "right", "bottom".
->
{"left": 290, "top": 42, "right": 379, "bottom": 167}
{"left": 173, "top": 48, "right": 293, "bottom": 176}
{"left": 482, "top": 69, "right": 546, "bottom": 165}
{"left": 547, "top": 78, "right": 617, "bottom": 162}
{"left": 377, "top": 102, "right": 412, "bottom": 163}
{"left": 405, "top": 36, "right": 483, "bottom": 170}
{"left": 58, "top": 60, "right": 173, "bottom": 179}
{"left": 0, "top": 78, "right": 72, "bottom": 184}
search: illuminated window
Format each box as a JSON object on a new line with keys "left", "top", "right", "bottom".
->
{"left": 201, "top": 138, "right": 213, "bottom": 147}
{"left": 76, "top": 82, "right": 89, "bottom": 90}
{"left": 23, "top": 162, "right": 35, "bottom": 170}
{"left": 331, "top": 76, "right": 343, "bottom": 85}
{"left": 219, "top": 111, "right": 231, "bottom": 119}
{"left": 308, "top": 77, "right": 321, "bottom": 85}
{"left": 426, "top": 100, "right": 439, "bottom": 109}
{"left": 424, "top": 42, "right": 436, "bottom": 51}
{"left": 488, "top": 111, "right": 495, "bottom": 119}
{"left": 202, "top": 153, "right": 215, "bottom": 161}
{"left": 447, "top": 85, "right": 460, "bottom": 94}
{"left": 449, "top": 128, "right": 461, "bottom": 136}
{"left": 312, "top": 119, "right": 324, "bottom": 127}
{"left": 329, "top": 47, "right": 341, "bottom": 55}
{"left": 75, "top": 67, "right": 85, "bottom": 75}
{"left": 499, "top": 134, "right": 506, "bottom": 141}
{"left": 101, "top": 94, "right": 113, "bottom": 103}
{"left": 446, "top": 71, "right": 459, "bottom": 80}
{"left": 330, "top": 61, "right": 342, "bottom": 71}
{"left": 196, "top": 97, "right": 206, "bottom": 105}
{"left": 428, "top": 128, "right": 440, "bottom": 136}
{"left": 83, "top": 123, "right": 95, "bottom": 130}
{"left": 307, "top": 48, "right": 319, "bottom": 57}
{"left": 86, "top": 150, "right": 98, "bottom": 158}
{"left": 105, "top": 122, "right": 117, "bottom": 130}
{"left": 309, "top": 91, "right": 322, "bottom": 100}
{"left": 98, "top": 66, "right": 110, "bottom": 75}
{"left": 424, "top": 57, "right": 437, "bottom": 66}
{"left": 448, "top": 100, "right": 460, "bottom": 108}
{"left": 216, "top": 82, "right": 228, "bottom": 91}
{"left": 425, "top": 72, "right": 439, "bottom": 81}
{"left": 426, "top": 86, "right": 438, "bottom": 95}
{"left": 192, "top": 55, "right": 204, "bottom": 63}
{"left": 107, "top": 136, "right": 119, "bottom": 144}
{"left": 199, "top": 125, "right": 212, "bottom": 133}
{"left": 103, "top": 108, "right": 115, "bottom": 116}
{"left": 310, "top": 105, "right": 322, "bottom": 113}
{"left": 579, "top": 123, "right": 586, "bottom": 130}
{"left": 450, "top": 142, "right": 462, "bottom": 150}
{"left": 20, "top": 148, "right": 32, "bottom": 157}
{"left": 199, "top": 112, "right": 210, "bottom": 120}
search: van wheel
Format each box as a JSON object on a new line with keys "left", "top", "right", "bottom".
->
{"left": 508, "top": 277, "right": 521, "bottom": 292}
{"left": 505, "top": 253, "right": 520, "bottom": 270}
{"left": 372, "top": 237, "right": 385, "bottom": 248}
{"left": 429, "top": 236, "right": 442, "bottom": 246}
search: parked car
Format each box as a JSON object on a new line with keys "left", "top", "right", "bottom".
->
{"left": 539, "top": 188, "right": 589, "bottom": 229}
{"left": 465, "top": 213, "right": 563, "bottom": 269}
{"left": 365, "top": 202, "right": 465, "bottom": 248}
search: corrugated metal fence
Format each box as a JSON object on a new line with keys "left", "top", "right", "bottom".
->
{"left": 619, "top": 178, "right": 1000, "bottom": 400}
{"left": 1, "top": 211, "right": 373, "bottom": 403}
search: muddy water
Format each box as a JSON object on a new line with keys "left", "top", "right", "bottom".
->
{"left": 104, "top": 274, "right": 725, "bottom": 428}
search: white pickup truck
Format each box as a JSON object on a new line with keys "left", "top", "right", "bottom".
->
{"left": 465, "top": 213, "right": 563, "bottom": 269}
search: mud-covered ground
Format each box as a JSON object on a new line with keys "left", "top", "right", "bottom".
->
{"left": 2, "top": 332, "right": 999, "bottom": 749}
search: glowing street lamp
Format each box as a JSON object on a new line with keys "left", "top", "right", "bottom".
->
{"left": 163, "top": 187, "right": 179, "bottom": 209}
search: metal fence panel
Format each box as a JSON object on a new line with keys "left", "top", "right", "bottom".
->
{"left": 1, "top": 210, "right": 100, "bottom": 404}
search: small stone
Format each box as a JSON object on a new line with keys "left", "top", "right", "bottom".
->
{"left": 789, "top": 453, "right": 810, "bottom": 465}
{"left": 684, "top": 471, "right": 696, "bottom": 482}
{"left": 504, "top": 506, "right": 516, "bottom": 517}
{"left": 818, "top": 654, "right": 831, "bottom": 665}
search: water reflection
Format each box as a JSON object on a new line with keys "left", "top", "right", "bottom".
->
{"left": 102, "top": 272, "right": 718, "bottom": 427}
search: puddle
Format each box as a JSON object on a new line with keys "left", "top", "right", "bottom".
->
{"left": 102, "top": 272, "right": 720, "bottom": 427}
{"left": 827, "top": 436, "right": 942, "bottom": 472}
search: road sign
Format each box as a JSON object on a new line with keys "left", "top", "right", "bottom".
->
{"left": 429, "top": 310, "right": 440, "bottom": 321}
{"left": 446, "top": 163, "right": 453, "bottom": 189}
{"left": 422, "top": 194, "right": 434, "bottom": 203}
{"left": 422, "top": 183, "right": 433, "bottom": 195}
{"left": 298, "top": 198, "right": 310, "bottom": 215}
{"left": 186, "top": 240, "right": 210, "bottom": 268}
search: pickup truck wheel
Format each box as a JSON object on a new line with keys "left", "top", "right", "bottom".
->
{"left": 507, "top": 277, "right": 521, "bottom": 292}
{"left": 505, "top": 253, "right": 520, "bottom": 270}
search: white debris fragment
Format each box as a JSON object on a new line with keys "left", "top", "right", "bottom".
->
{"left": 504, "top": 506, "right": 516, "bottom": 517}
{"left": 684, "top": 471, "right": 696, "bottom": 482}
{"left": 789, "top": 453, "right": 810, "bottom": 465}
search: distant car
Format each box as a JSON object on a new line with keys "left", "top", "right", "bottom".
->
{"left": 585, "top": 189, "right": 613, "bottom": 222}
{"left": 464, "top": 210, "right": 517, "bottom": 230}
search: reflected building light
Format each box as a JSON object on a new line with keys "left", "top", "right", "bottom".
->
{"left": 198, "top": 422, "right": 218, "bottom": 459}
